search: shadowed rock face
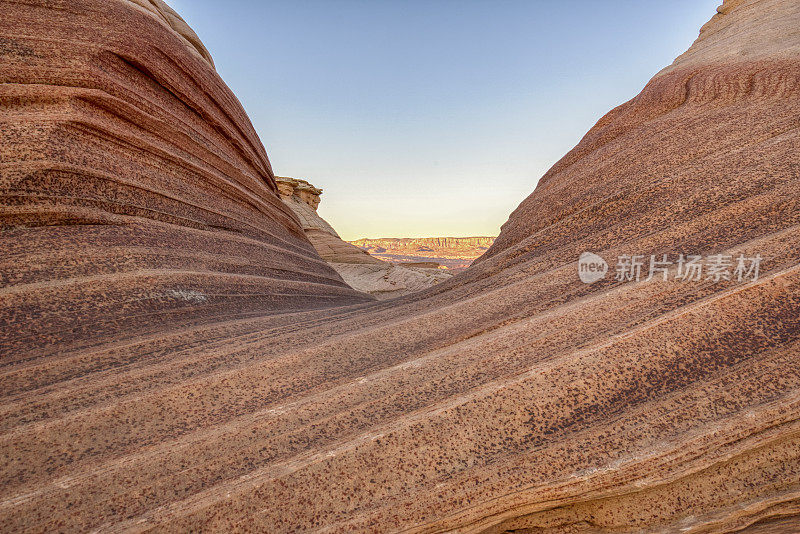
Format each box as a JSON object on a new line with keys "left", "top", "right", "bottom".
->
{"left": 1, "top": 0, "right": 800, "bottom": 533}
{"left": 0, "top": 0, "right": 372, "bottom": 359}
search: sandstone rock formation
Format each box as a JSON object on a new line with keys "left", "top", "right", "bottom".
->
{"left": 331, "top": 261, "right": 453, "bottom": 300}
{"left": 352, "top": 236, "right": 495, "bottom": 271}
{"left": 0, "top": 0, "right": 373, "bottom": 361}
{"left": 275, "top": 176, "right": 381, "bottom": 264}
{"left": 1, "top": 0, "right": 799, "bottom": 533}
{"left": 275, "top": 176, "right": 452, "bottom": 298}
{"left": 125, "top": 0, "right": 216, "bottom": 68}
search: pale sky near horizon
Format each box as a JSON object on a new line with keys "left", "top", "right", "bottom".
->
{"left": 167, "top": 0, "right": 720, "bottom": 241}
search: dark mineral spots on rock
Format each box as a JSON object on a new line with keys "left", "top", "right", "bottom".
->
{"left": 1, "top": 0, "right": 799, "bottom": 532}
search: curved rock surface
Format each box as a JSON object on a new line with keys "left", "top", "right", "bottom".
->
{"left": 124, "top": 0, "right": 216, "bottom": 68}
{"left": 1, "top": 0, "right": 800, "bottom": 533}
{"left": 0, "top": 0, "right": 372, "bottom": 360}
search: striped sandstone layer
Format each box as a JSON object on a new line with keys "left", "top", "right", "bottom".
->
{"left": 1, "top": 1, "right": 800, "bottom": 533}
{"left": 0, "top": 0, "right": 372, "bottom": 361}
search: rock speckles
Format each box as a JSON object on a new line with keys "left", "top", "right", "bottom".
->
{"left": 1, "top": 1, "right": 799, "bottom": 532}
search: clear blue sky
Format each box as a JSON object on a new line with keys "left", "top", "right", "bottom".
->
{"left": 168, "top": 0, "right": 720, "bottom": 240}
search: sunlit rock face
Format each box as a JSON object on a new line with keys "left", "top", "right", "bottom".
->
{"left": 482, "top": 0, "right": 800, "bottom": 265}
{"left": 275, "top": 176, "right": 452, "bottom": 298}
{"left": 1, "top": 1, "right": 800, "bottom": 533}
{"left": 274, "top": 176, "right": 377, "bottom": 263}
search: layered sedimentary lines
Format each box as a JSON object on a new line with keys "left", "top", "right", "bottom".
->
{"left": 1, "top": 0, "right": 800, "bottom": 533}
{"left": 0, "top": 0, "right": 371, "bottom": 359}
{"left": 123, "top": 0, "right": 216, "bottom": 68}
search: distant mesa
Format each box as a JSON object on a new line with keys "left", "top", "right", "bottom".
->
{"left": 350, "top": 236, "right": 496, "bottom": 272}
{"left": 401, "top": 261, "right": 442, "bottom": 269}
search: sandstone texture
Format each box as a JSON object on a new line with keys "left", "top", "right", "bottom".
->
{"left": 124, "top": 0, "right": 216, "bottom": 68}
{"left": 2, "top": 0, "right": 800, "bottom": 533}
{"left": 0, "top": 0, "right": 373, "bottom": 360}
{"left": 275, "top": 176, "right": 452, "bottom": 299}
{"left": 330, "top": 262, "right": 452, "bottom": 300}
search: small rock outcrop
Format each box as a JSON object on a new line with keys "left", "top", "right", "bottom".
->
{"left": 275, "top": 177, "right": 374, "bottom": 263}
{"left": 275, "top": 177, "right": 452, "bottom": 298}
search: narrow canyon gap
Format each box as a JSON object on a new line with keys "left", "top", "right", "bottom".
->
{"left": 1, "top": 0, "right": 799, "bottom": 532}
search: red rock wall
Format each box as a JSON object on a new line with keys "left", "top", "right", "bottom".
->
{"left": 1, "top": 1, "right": 799, "bottom": 533}
{"left": 482, "top": 58, "right": 800, "bottom": 265}
{"left": 0, "top": 0, "right": 371, "bottom": 359}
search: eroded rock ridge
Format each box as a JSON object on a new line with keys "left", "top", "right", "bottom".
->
{"left": 1, "top": 1, "right": 799, "bottom": 532}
